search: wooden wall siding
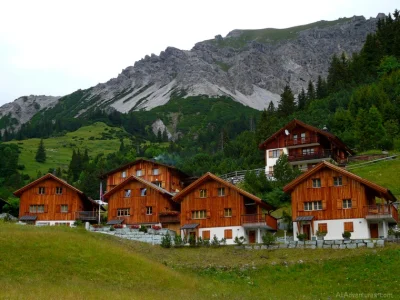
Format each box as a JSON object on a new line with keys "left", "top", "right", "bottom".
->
{"left": 106, "top": 161, "right": 184, "bottom": 193}
{"left": 179, "top": 179, "right": 260, "bottom": 228}
{"left": 291, "top": 168, "right": 374, "bottom": 221}
{"left": 18, "top": 179, "right": 85, "bottom": 221}
{"left": 107, "top": 180, "right": 178, "bottom": 224}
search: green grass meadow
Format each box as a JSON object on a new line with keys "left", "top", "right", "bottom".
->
{"left": 6, "top": 122, "right": 129, "bottom": 177}
{"left": 1, "top": 223, "right": 399, "bottom": 299}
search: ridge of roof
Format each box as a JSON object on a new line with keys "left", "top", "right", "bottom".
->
{"left": 13, "top": 173, "right": 84, "bottom": 197}
{"left": 103, "top": 175, "right": 174, "bottom": 199}
{"left": 172, "top": 172, "right": 274, "bottom": 210}
{"left": 283, "top": 161, "right": 397, "bottom": 202}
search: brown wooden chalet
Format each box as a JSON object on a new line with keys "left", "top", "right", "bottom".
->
{"left": 14, "top": 174, "right": 100, "bottom": 225}
{"left": 283, "top": 161, "right": 398, "bottom": 240}
{"left": 103, "top": 175, "right": 181, "bottom": 232}
{"left": 259, "top": 119, "right": 354, "bottom": 174}
{"left": 100, "top": 158, "right": 190, "bottom": 193}
{"left": 172, "top": 173, "right": 277, "bottom": 244}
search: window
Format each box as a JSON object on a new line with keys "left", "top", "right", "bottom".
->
{"left": 344, "top": 222, "right": 354, "bottom": 232}
{"left": 146, "top": 206, "right": 152, "bottom": 215}
{"left": 55, "top": 187, "right": 63, "bottom": 195}
{"left": 224, "top": 229, "right": 233, "bottom": 239}
{"left": 121, "top": 170, "right": 127, "bottom": 178}
{"left": 192, "top": 210, "right": 206, "bottom": 219}
{"left": 224, "top": 208, "right": 232, "bottom": 217}
{"left": 136, "top": 169, "right": 143, "bottom": 177}
{"left": 293, "top": 134, "right": 298, "bottom": 144}
{"left": 301, "top": 132, "right": 306, "bottom": 143}
{"left": 29, "top": 205, "right": 45, "bottom": 213}
{"left": 333, "top": 176, "right": 342, "bottom": 186}
{"left": 304, "top": 201, "right": 322, "bottom": 211}
{"left": 152, "top": 181, "right": 162, "bottom": 187}
{"left": 268, "top": 166, "right": 274, "bottom": 175}
{"left": 272, "top": 150, "right": 279, "bottom": 158}
{"left": 117, "top": 208, "right": 130, "bottom": 216}
{"left": 218, "top": 187, "right": 225, "bottom": 196}
{"left": 199, "top": 189, "right": 207, "bottom": 198}
{"left": 202, "top": 230, "right": 210, "bottom": 240}
{"left": 318, "top": 223, "right": 328, "bottom": 234}
{"left": 152, "top": 168, "right": 159, "bottom": 175}
{"left": 343, "top": 199, "right": 352, "bottom": 209}
{"left": 60, "top": 205, "right": 68, "bottom": 213}
{"left": 312, "top": 178, "right": 321, "bottom": 188}
{"left": 302, "top": 148, "right": 315, "bottom": 156}
{"left": 124, "top": 189, "right": 131, "bottom": 197}
{"left": 140, "top": 188, "right": 147, "bottom": 196}
{"left": 38, "top": 187, "right": 45, "bottom": 194}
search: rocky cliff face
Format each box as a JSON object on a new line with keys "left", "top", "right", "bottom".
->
{"left": 0, "top": 15, "right": 380, "bottom": 128}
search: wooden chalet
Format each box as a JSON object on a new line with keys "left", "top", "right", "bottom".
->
{"left": 100, "top": 158, "right": 190, "bottom": 193}
{"left": 103, "top": 175, "right": 181, "bottom": 233}
{"left": 259, "top": 119, "right": 354, "bottom": 176}
{"left": 283, "top": 161, "right": 398, "bottom": 240}
{"left": 14, "top": 174, "right": 101, "bottom": 225}
{"left": 172, "top": 173, "right": 277, "bottom": 245}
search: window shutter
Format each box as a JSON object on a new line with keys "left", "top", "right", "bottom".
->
{"left": 337, "top": 199, "right": 342, "bottom": 209}
{"left": 352, "top": 199, "right": 357, "bottom": 209}
{"left": 202, "top": 230, "right": 210, "bottom": 240}
{"left": 344, "top": 222, "right": 354, "bottom": 232}
{"left": 224, "top": 229, "right": 233, "bottom": 239}
{"left": 206, "top": 210, "right": 211, "bottom": 219}
{"left": 322, "top": 200, "right": 327, "bottom": 210}
{"left": 268, "top": 150, "right": 273, "bottom": 158}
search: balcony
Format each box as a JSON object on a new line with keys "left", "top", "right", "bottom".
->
{"left": 285, "top": 135, "right": 319, "bottom": 147}
{"left": 159, "top": 211, "right": 180, "bottom": 223}
{"left": 241, "top": 214, "right": 277, "bottom": 230}
{"left": 288, "top": 149, "right": 332, "bottom": 162}
{"left": 75, "top": 211, "right": 98, "bottom": 221}
{"left": 364, "top": 205, "right": 399, "bottom": 223}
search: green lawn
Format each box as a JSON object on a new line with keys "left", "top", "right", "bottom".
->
{"left": 6, "top": 122, "right": 130, "bottom": 177}
{"left": 1, "top": 223, "right": 399, "bottom": 299}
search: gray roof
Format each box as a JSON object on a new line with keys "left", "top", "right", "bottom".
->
{"left": 20, "top": 215, "right": 37, "bottom": 221}
{"left": 181, "top": 223, "right": 199, "bottom": 229}
{"left": 106, "top": 219, "right": 124, "bottom": 225}
{"left": 294, "top": 216, "right": 314, "bottom": 222}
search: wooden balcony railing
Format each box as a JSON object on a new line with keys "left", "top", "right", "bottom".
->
{"left": 285, "top": 135, "right": 319, "bottom": 147}
{"left": 241, "top": 214, "right": 278, "bottom": 230}
{"left": 288, "top": 150, "right": 332, "bottom": 162}
{"left": 364, "top": 204, "right": 399, "bottom": 222}
{"left": 159, "top": 212, "right": 180, "bottom": 223}
{"left": 75, "top": 211, "right": 98, "bottom": 221}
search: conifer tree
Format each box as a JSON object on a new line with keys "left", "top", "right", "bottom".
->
{"left": 316, "top": 76, "right": 328, "bottom": 99}
{"left": 306, "top": 80, "right": 316, "bottom": 103}
{"left": 277, "top": 85, "right": 296, "bottom": 117}
{"left": 297, "top": 88, "right": 307, "bottom": 110}
{"left": 35, "top": 139, "right": 46, "bottom": 163}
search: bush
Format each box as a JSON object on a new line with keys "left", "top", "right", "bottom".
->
{"left": 234, "top": 236, "right": 246, "bottom": 246}
{"left": 188, "top": 235, "right": 196, "bottom": 247}
{"left": 139, "top": 225, "right": 148, "bottom": 233}
{"left": 73, "top": 220, "right": 83, "bottom": 227}
{"left": 297, "top": 233, "right": 307, "bottom": 241}
{"left": 109, "top": 226, "right": 115, "bottom": 232}
{"left": 262, "top": 232, "right": 276, "bottom": 246}
{"left": 173, "top": 235, "right": 184, "bottom": 248}
{"left": 161, "top": 233, "right": 172, "bottom": 248}
{"left": 342, "top": 231, "right": 352, "bottom": 239}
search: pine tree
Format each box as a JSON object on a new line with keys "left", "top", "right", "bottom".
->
{"left": 162, "top": 129, "right": 169, "bottom": 142}
{"left": 316, "top": 76, "right": 328, "bottom": 99}
{"left": 306, "top": 80, "right": 316, "bottom": 103}
{"left": 35, "top": 139, "right": 46, "bottom": 163}
{"left": 297, "top": 88, "right": 307, "bottom": 110}
{"left": 277, "top": 85, "right": 296, "bottom": 117}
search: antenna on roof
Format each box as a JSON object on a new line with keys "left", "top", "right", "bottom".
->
{"left": 284, "top": 129, "right": 290, "bottom": 136}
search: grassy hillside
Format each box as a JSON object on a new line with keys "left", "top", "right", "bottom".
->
{"left": 1, "top": 223, "right": 400, "bottom": 299}
{"left": 5, "top": 122, "right": 130, "bottom": 177}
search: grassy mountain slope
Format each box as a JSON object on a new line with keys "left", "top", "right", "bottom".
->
{"left": 5, "top": 122, "right": 130, "bottom": 177}
{"left": 1, "top": 223, "right": 400, "bottom": 299}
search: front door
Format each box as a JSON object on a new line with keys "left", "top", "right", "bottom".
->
{"left": 370, "top": 223, "right": 379, "bottom": 238}
{"left": 302, "top": 224, "right": 311, "bottom": 240}
{"left": 248, "top": 230, "right": 256, "bottom": 244}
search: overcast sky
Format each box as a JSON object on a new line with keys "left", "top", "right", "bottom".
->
{"left": 0, "top": 0, "right": 398, "bottom": 106}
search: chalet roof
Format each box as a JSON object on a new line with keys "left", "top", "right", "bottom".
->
{"left": 107, "top": 219, "right": 124, "bottom": 225}
{"left": 181, "top": 223, "right": 199, "bottom": 229}
{"left": 103, "top": 175, "right": 174, "bottom": 200}
{"left": 13, "top": 173, "right": 84, "bottom": 197}
{"left": 283, "top": 161, "right": 397, "bottom": 202}
{"left": 294, "top": 216, "right": 314, "bottom": 221}
{"left": 20, "top": 215, "right": 37, "bottom": 221}
{"left": 99, "top": 158, "right": 189, "bottom": 179}
{"left": 258, "top": 119, "right": 355, "bottom": 155}
{"left": 172, "top": 172, "right": 274, "bottom": 211}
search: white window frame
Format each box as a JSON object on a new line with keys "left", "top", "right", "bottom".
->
{"left": 199, "top": 189, "right": 207, "bottom": 198}
{"left": 152, "top": 181, "right": 162, "bottom": 187}
{"left": 192, "top": 210, "right": 206, "bottom": 219}
{"left": 146, "top": 206, "right": 153, "bottom": 215}
{"left": 312, "top": 178, "right": 321, "bottom": 188}
{"left": 140, "top": 188, "right": 147, "bottom": 196}
{"left": 38, "top": 187, "right": 45, "bottom": 195}
{"left": 334, "top": 176, "right": 342, "bottom": 186}
{"left": 224, "top": 208, "right": 232, "bottom": 217}
{"left": 117, "top": 208, "right": 130, "bottom": 216}
{"left": 30, "top": 205, "right": 45, "bottom": 213}
{"left": 152, "top": 168, "right": 159, "bottom": 175}
{"left": 272, "top": 150, "right": 279, "bottom": 158}
{"left": 121, "top": 170, "right": 127, "bottom": 178}
{"left": 301, "top": 132, "right": 306, "bottom": 143}
{"left": 55, "top": 187, "right": 63, "bottom": 195}
{"left": 136, "top": 169, "right": 143, "bottom": 177}
{"left": 304, "top": 201, "right": 322, "bottom": 211}
{"left": 124, "top": 189, "right": 131, "bottom": 197}
{"left": 60, "top": 204, "right": 68, "bottom": 213}
{"left": 343, "top": 199, "right": 352, "bottom": 209}
{"left": 218, "top": 187, "right": 225, "bottom": 196}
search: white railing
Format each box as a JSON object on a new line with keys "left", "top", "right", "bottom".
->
{"left": 219, "top": 168, "right": 266, "bottom": 184}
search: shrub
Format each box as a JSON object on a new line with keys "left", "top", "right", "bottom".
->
{"left": 109, "top": 226, "right": 115, "bottom": 232}
{"left": 73, "top": 220, "right": 83, "bottom": 227}
{"left": 316, "top": 230, "right": 327, "bottom": 237}
{"left": 196, "top": 237, "right": 203, "bottom": 247}
{"left": 342, "top": 231, "right": 351, "bottom": 239}
{"left": 297, "top": 233, "right": 307, "bottom": 241}
{"left": 161, "top": 233, "right": 172, "bottom": 248}
{"left": 262, "top": 232, "right": 276, "bottom": 246}
{"left": 173, "top": 235, "right": 184, "bottom": 248}
{"left": 234, "top": 236, "right": 246, "bottom": 246}
{"left": 188, "top": 235, "right": 196, "bottom": 247}
{"left": 139, "top": 225, "right": 148, "bottom": 233}
{"left": 202, "top": 239, "right": 211, "bottom": 247}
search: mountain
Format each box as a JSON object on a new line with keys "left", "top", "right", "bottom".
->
{"left": 0, "top": 14, "right": 381, "bottom": 131}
